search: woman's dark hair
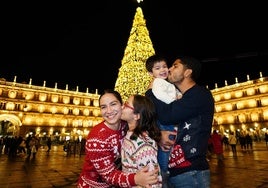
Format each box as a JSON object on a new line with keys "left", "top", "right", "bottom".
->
{"left": 130, "top": 94, "right": 161, "bottom": 143}
{"left": 99, "top": 89, "right": 123, "bottom": 105}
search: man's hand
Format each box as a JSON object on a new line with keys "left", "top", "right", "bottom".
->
{"left": 159, "top": 130, "right": 176, "bottom": 151}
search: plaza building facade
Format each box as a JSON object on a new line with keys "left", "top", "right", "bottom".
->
{"left": 0, "top": 78, "right": 103, "bottom": 143}
{"left": 211, "top": 74, "right": 268, "bottom": 140}
{"left": 0, "top": 74, "right": 267, "bottom": 142}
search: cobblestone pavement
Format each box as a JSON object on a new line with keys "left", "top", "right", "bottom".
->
{"left": 209, "top": 142, "right": 268, "bottom": 188}
{"left": 0, "top": 142, "right": 267, "bottom": 188}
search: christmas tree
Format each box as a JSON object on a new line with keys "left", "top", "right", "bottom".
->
{"left": 114, "top": 6, "right": 155, "bottom": 102}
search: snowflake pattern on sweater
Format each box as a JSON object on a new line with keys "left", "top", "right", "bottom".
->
{"left": 121, "top": 131, "right": 162, "bottom": 188}
{"left": 77, "top": 121, "right": 136, "bottom": 188}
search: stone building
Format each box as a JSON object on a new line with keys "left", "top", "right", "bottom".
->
{"left": 0, "top": 74, "right": 267, "bottom": 142}
{"left": 0, "top": 78, "right": 103, "bottom": 143}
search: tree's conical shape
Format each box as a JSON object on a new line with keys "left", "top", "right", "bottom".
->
{"left": 114, "top": 7, "right": 155, "bottom": 102}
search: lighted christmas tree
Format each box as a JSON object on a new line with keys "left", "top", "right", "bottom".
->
{"left": 114, "top": 6, "right": 155, "bottom": 102}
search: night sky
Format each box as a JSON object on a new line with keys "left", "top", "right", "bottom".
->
{"left": 3, "top": 1, "right": 268, "bottom": 93}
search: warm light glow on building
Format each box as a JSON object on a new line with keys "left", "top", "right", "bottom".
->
{"left": 246, "top": 88, "right": 256, "bottom": 96}
{"left": 251, "top": 113, "right": 259, "bottom": 122}
{"left": 38, "top": 105, "right": 45, "bottom": 113}
{"left": 259, "top": 85, "right": 268, "bottom": 93}
{"left": 93, "top": 99, "right": 99, "bottom": 107}
{"left": 227, "top": 115, "right": 235, "bottom": 123}
{"left": 247, "top": 99, "right": 257, "bottom": 108}
{"left": 84, "top": 98, "right": 91, "bottom": 106}
{"left": 63, "top": 107, "right": 69, "bottom": 115}
{"left": 63, "top": 96, "right": 70, "bottom": 104}
{"left": 215, "top": 105, "right": 222, "bottom": 113}
{"left": 39, "top": 93, "right": 47, "bottom": 101}
{"left": 6, "top": 102, "right": 15, "bottom": 110}
{"left": 73, "top": 108, "right": 80, "bottom": 115}
{"left": 261, "top": 97, "right": 268, "bottom": 106}
{"left": 236, "top": 101, "right": 245, "bottom": 109}
{"left": 234, "top": 91, "right": 243, "bottom": 98}
{"left": 238, "top": 114, "right": 246, "bottom": 123}
{"left": 263, "top": 110, "right": 268, "bottom": 120}
{"left": 51, "top": 95, "right": 59, "bottom": 103}
{"left": 83, "top": 109, "right": 90, "bottom": 116}
{"left": 73, "top": 97, "right": 80, "bottom": 105}
{"left": 223, "top": 92, "right": 231, "bottom": 100}
{"left": 225, "top": 103, "right": 233, "bottom": 111}
{"left": 214, "top": 95, "right": 221, "bottom": 102}
{"left": 50, "top": 106, "right": 57, "bottom": 114}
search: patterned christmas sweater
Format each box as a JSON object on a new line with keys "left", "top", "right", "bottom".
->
{"left": 121, "top": 131, "right": 162, "bottom": 188}
{"left": 77, "top": 120, "right": 136, "bottom": 188}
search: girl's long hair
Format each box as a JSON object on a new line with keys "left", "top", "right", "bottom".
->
{"left": 130, "top": 94, "right": 161, "bottom": 143}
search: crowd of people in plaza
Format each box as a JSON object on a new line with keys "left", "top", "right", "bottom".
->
{"left": 0, "top": 135, "right": 39, "bottom": 159}
{"left": 0, "top": 133, "right": 89, "bottom": 160}
{"left": 0, "top": 134, "right": 53, "bottom": 160}
{"left": 207, "top": 128, "right": 265, "bottom": 164}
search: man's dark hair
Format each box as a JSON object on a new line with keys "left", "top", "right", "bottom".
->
{"left": 179, "top": 56, "right": 202, "bottom": 82}
{"left": 145, "top": 54, "right": 167, "bottom": 72}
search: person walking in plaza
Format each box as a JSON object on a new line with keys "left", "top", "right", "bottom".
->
{"left": 121, "top": 94, "right": 162, "bottom": 187}
{"left": 17, "top": 137, "right": 27, "bottom": 156}
{"left": 146, "top": 56, "right": 215, "bottom": 188}
{"left": 0, "top": 137, "right": 4, "bottom": 155}
{"left": 211, "top": 130, "right": 224, "bottom": 162}
{"left": 265, "top": 132, "right": 268, "bottom": 148}
{"left": 25, "top": 135, "right": 32, "bottom": 158}
{"left": 146, "top": 54, "right": 182, "bottom": 188}
{"left": 26, "top": 136, "right": 38, "bottom": 160}
{"left": 228, "top": 132, "right": 237, "bottom": 156}
{"left": 239, "top": 133, "right": 247, "bottom": 152}
{"left": 46, "top": 136, "right": 52, "bottom": 153}
{"left": 77, "top": 89, "right": 158, "bottom": 188}
{"left": 222, "top": 135, "right": 229, "bottom": 150}
{"left": 206, "top": 135, "right": 213, "bottom": 161}
{"left": 245, "top": 133, "right": 253, "bottom": 152}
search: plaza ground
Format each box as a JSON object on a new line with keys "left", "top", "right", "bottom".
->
{"left": 0, "top": 142, "right": 267, "bottom": 188}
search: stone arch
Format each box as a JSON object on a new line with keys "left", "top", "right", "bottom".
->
{"left": 0, "top": 114, "right": 22, "bottom": 136}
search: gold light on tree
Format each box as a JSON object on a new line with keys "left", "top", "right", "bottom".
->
{"left": 114, "top": 6, "right": 155, "bottom": 102}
